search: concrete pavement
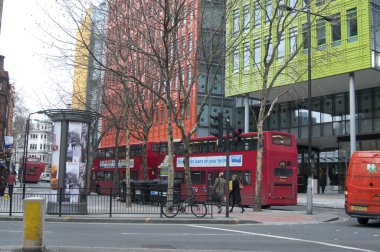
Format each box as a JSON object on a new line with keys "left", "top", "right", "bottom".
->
{"left": 0, "top": 193, "right": 345, "bottom": 225}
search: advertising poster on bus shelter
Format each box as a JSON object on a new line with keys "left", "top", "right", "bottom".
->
{"left": 50, "top": 121, "right": 61, "bottom": 190}
{"left": 66, "top": 122, "right": 88, "bottom": 203}
{"left": 49, "top": 121, "right": 88, "bottom": 203}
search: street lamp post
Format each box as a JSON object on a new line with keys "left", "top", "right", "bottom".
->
{"left": 22, "top": 111, "right": 44, "bottom": 199}
{"left": 279, "top": 4, "right": 336, "bottom": 214}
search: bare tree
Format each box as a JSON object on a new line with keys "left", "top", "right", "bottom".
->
{"left": 224, "top": 0, "right": 334, "bottom": 211}
{"left": 46, "top": 0, "right": 335, "bottom": 211}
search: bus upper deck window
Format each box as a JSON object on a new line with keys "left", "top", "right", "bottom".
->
{"left": 272, "top": 134, "right": 292, "bottom": 146}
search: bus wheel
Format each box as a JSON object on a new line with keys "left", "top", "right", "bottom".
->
{"left": 357, "top": 217, "right": 369, "bottom": 225}
{"left": 96, "top": 185, "right": 101, "bottom": 194}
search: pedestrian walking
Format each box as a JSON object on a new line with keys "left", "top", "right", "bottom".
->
{"left": 212, "top": 172, "right": 226, "bottom": 214}
{"left": 6, "top": 172, "right": 16, "bottom": 196}
{"left": 0, "top": 175, "right": 6, "bottom": 196}
{"left": 229, "top": 174, "right": 244, "bottom": 213}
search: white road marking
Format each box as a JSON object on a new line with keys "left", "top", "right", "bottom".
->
{"left": 188, "top": 224, "right": 376, "bottom": 252}
{"left": 0, "top": 230, "right": 53, "bottom": 233}
{"left": 121, "top": 233, "right": 242, "bottom": 236}
{"left": 0, "top": 230, "right": 23, "bottom": 233}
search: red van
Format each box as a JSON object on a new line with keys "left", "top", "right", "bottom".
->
{"left": 345, "top": 151, "right": 380, "bottom": 224}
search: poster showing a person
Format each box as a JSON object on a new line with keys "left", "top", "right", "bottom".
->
{"left": 65, "top": 122, "right": 88, "bottom": 203}
{"left": 80, "top": 125, "right": 88, "bottom": 163}
{"left": 65, "top": 163, "right": 80, "bottom": 203}
{"left": 67, "top": 124, "right": 81, "bottom": 163}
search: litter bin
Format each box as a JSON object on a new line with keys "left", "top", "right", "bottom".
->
{"left": 149, "top": 180, "right": 181, "bottom": 203}
{"left": 147, "top": 180, "right": 159, "bottom": 203}
{"left": 119, "top": 179, "right": 136, "bottom": 203}
{"left": 134, "top": 180, "right": 150, "bottom": 203}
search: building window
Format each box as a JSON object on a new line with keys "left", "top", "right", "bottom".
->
{"left": 254, "top": 39, "right": 261, "bottom": 65}
{"left": 315, "top": 0, "right": 324, "bottom": 7}
{"left": 316, "top": 19, "right": 326, "bottom": 48}
{"left": 181, "top": 35, "right": 185, "bottom": 59}
{"left": 175, "top": 73, "right": 179, "bottom": 90}
{"left": 277, "top": 34, "right": 285, "bottom": 60}
{"left": 280, "top": 103, "right": 289, "bottom": 129}
{"left": 243, "top": 5, "right": 250, "bottom": 32}
{"left": 187, "top": 106, "right": 190, "bottom": 118}
{"left": 302, "top": 23, "right": 308, "bottom": 52}
{"left": 254, "top": 1, "right": 261, "bottom": 28}
{"left": 331, "top": 13, "right": 341, "bottom": 46}
{"left": 233, "top": 48, "right": 239, "bottom": 73}
{"left": 289, "top": 27, "right": 297, "bottom": 55}
{"left": 161, "top": 107, "right": 165, "bottom": 125}
{"left": 265, "top": 0, "right": 272, "bottom": 23}
{"left": 265, "top": 36, "right": 272, "bottom": 62}
{"left": 189, "top": 2, "right": 193, "bottom": 23}
{"left": 347, "top": 8, "right": 358, "bottom": 42}
{"left": 183, "top": 5, "right": 187, "bottom": 28}
{"left": 243, "top": 43, "right": 250, "bottom": 70}
{"left": 289, "top": 0, "right": 297, "bottom": 8}
{"left": 233, "top": 9, "right": 239, "bottom": 34}
{"left": 181, "top": 71, "right": 185, "bottom": 87}
{"left": 277, "top": 0, "right": 285, "bottom": 16}
{"left": 188, "top": 66, "right": 192, "bottom": 85}
{"left": 188, "top": 34, "right": 192, "bottom": 55}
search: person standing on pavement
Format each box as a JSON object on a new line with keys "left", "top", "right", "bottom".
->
{"left": 6, "top": 172, "right": 16, "bottom": 197}
{"left": 319, "top": 169, "right": 327, "bottom": 194}
{"left": 229, "top": 174, "right": 244, "bottom": 213}
{"left": 213, "top": 172, "right": 226, "bottom": 214}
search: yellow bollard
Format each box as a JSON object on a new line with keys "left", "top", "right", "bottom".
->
{"left": 23, "top": 197, "right": 45, "bottom": 251}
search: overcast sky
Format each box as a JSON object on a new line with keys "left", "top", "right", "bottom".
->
{"left": 0, "top": 0, "right": 75, "bottom": 113}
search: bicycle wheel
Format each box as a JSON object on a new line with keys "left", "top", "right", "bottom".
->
{"left": 162, "top": 201, "right": 180, "bottom": 218}
{"left": 191, "top": 202, "right": 207, "bottom": 217}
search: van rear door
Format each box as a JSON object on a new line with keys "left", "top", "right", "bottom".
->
{"left": 347, "top": 156, "right": 372, "bottom": 212}
{"left": 370, "top": 158, "right": 380, "bottom": 213}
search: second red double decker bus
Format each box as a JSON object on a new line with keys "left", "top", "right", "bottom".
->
{"left": 92, "top": 142, "right": 166, "bottom": 194}
{"left": 20, "top": 157, "right": 46, "bottom": 183}
{"left": 172, "top": 131, "right": 298, "bottom": 207}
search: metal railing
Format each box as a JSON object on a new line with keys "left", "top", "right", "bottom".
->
{"left": 0, "top": 186, "right": 214, "bottom": 218}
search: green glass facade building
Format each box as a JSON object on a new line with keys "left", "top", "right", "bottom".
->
{"left": 225, "top": 0, "right": 380, "bottom": 193}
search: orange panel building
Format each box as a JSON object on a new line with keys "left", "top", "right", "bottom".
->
{"left": 100, "top": 0, "right": 235, "bottom": 148}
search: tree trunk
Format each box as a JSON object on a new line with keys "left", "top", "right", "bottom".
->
{"left": 114, "top": 130, "right": 120, "bottom": 196}
{"left": 253, "top": 104, "right": 266, "bottom": 212}
{"left": 125, "top": 130, "right": 132, "bottom": 207}
{"left": 86, "top": 145, "right": 95, "bottom": 194}
{"left": 142, "top": 138, "right": 148, "bottom": 180}
{"left": 182, "top": 137, "right": 193, "bottom": 196}
{"left": 166, "top": 103, "right": 175, "bottom": 205}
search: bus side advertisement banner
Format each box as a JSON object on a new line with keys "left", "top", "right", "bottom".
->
{"left": 176, "top": 155, "right": 243, "bottom": 168}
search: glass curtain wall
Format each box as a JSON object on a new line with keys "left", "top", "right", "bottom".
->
{"left": 256, "top": 86, "right": 380, "bottom": 193}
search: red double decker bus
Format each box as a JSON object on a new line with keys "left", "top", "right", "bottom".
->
{"left": 20, "top": 157, "right": 46, "bottom": 183}
{"left": 92, "top": 142, "right": 166, "bottom": 194}
{"left": 172, "top": 131, "right": 298, "bottom": 207}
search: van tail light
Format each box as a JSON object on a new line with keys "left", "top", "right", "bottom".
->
{"left": 345, "top": 190, "right": 348, "bottom": 203}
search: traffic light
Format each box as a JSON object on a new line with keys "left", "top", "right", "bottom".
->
{"left": 210, "top": 112, "right": 224, "bottom": 147}
{"left": 232, "top": 128, "right": 242, "bottom": 145}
